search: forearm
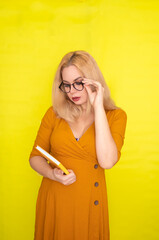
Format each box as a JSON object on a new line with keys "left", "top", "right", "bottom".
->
{"left": 94, "top": 106, "right": 118, "bottom": 169}
{"left": 29, "top": 156, "right": 55, "bottom": 180}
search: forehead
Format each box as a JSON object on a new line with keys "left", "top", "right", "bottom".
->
{"left": 62, "top": 65, "right": 83, "bottom": 82}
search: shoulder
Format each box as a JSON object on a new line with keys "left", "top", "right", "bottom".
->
{"left": 44, "top": 106, "right": 57, "bottom": 118}
{"left": 106, "top": 108, "right": 127, "bottom": 125}
{"left": 41, "top": 106, "right": 58, "bottom": 126}
{"left": 113, "top": 108, "right": 127, "bottom": 120}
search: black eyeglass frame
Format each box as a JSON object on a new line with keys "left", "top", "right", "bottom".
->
{"left": 59, "top": 80, "right": 85, "bottom": 93}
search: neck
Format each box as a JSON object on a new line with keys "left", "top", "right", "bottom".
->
{"left": 81, "top": 103, "right": 87, "bottom": 111}
{"left": 81, "top": 106, "right": 94, "bottom": 119}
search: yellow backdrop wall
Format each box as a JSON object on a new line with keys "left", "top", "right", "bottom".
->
{"left": 1, "top": 0, "right": 159, "bottom": 239}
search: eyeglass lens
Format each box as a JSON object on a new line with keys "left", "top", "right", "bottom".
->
{"left": 60, "top": 78, "right": 84, "bottom": 93}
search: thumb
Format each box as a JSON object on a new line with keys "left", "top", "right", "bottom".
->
{"left": 54, "top": 168, "right": 62, "bottom": 175}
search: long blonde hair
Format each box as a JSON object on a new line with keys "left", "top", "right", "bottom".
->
{"left": 52, "top": 50, "right": 119, "bottom": 122}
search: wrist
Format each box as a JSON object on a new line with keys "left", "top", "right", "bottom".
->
{"left": 94, "top": 103, "right": 105, "bottom": 113}
{"left": 47, "top": 167, "right": 55, "bottom": 180}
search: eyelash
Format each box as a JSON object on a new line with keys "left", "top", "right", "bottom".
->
{"left": 75, "top": 82, "right": 82, "bottom": 85}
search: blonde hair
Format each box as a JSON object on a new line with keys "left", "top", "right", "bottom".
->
{"left": 52, "top": 50, "right": 119, "bottom": 122}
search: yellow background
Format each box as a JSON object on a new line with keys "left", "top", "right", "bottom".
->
{"left": 1, "top": 0, "right": 159, "bottom": 239}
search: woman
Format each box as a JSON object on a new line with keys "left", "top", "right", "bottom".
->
{"left": 29, "top": 50, "right": 127, "bottom": 240}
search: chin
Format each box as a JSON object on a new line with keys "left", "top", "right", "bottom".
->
{"left": 73, "top": 101, "right": 83, "bottom": 105}
{"left": 74, "top": 101, "right": 87, "bottom": 108}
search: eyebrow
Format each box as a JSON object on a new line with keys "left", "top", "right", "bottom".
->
{"left": 62, "top": 76, "right": 82, "bottom": 83}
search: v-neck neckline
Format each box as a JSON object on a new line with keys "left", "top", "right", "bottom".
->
{"left": 65, "top": 120, "right": 95, "bottom": 143}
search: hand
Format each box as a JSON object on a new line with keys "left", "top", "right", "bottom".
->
{"left": 53, "top": 168, "right": 76, "bottom": 186}
{"left": 82, "top": 78, "right": 104, "bottom": 109}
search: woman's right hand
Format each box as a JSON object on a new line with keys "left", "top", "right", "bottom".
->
{"left": 52, "top": 168, "right": 76, "bottom": 185}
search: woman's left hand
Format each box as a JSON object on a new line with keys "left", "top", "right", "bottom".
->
{"left": 82, "top": 78, "right": 104, "bottom": 109}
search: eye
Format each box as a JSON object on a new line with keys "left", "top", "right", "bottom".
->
{"left": 63, "top": 83, "right": 70, "bottom": 88}
{"left": 75, "top": 82, "right": 83, "bottom": 85}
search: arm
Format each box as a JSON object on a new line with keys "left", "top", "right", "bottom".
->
{"left": 29, "top": 156, "right": 56, "bottom": 180}
{"left": 94, "top": 106, "right": 118, "bottom": 169}
{"left": 82, "top": 78, "right": 127, "bottom": 169}
{"left": 29, "top": 156, "right": 76, "bottom": 185}
{"left": 29, "top": 107, "right": 77, "bottom": 185}
{"left": 29, "top": 107, "right": 56, "bottom": 179}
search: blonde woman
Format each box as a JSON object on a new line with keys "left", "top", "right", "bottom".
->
{"left": 29, "top": 50, "right": 127, "bottom": 240}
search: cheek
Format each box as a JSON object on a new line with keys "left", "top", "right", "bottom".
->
{"left": 66, "top": 93, "right": 71, "bottom": 100}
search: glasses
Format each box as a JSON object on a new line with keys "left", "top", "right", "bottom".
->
{"left": 59, "top": 78, "right": 84, "bottom": 93}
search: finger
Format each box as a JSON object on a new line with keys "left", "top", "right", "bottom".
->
{"left": 67, "top": 169, "right": 74, "bottom": 173}
{"left": 82, "top": 79, "right": 96, "bottom": 84}
{"left": 84, "top": 81, "right": 104, "bottom": 95}
{"left": 54, "top": 168, "right": 59, "bottom": 173}
{"left": 82, "top": 78, "right": 100, "bottom": 85}
{"left": 60, "top": 170, "right": 64, "bottom": 174}
{"left": 62, "top": 172, "right": 74, "bottom": 179}
{"left": 85, "top": 85, "right": 93, "bottom": 94}
{"left": 55, "top": 168, "right": 63, "bottom": 175}
{"left": 66, "top": 170, "right": 76, "bottom": 177}
{"left": 57, "top": 169, "right": 62, "bottom": 173}
{"left": 65, "top": 176, "right": 76, "bottom": 185}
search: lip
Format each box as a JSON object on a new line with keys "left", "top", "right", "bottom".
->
{"left": 72, "top": 97, "right": 81, "bottom": 102}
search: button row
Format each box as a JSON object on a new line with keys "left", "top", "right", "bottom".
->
{"left": 94, "top": 164, "right": 99, "bottom": 205}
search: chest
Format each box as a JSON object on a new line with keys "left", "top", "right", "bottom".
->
{"left": 67, "top": 117, "right": 94, "bottom": 139}
{"left": 50, "top": 117, "right": 96, "bottom": 160}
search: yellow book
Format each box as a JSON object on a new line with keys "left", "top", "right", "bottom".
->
{"left": 35, "top": 145, "right": 70, "bottom": 175}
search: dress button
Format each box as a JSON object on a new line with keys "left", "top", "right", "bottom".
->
{"left": 94, "top": 164, "right": 98, "bottom": 169}
{"left": 94, "top": 200, "right": 99, "bottom": 205}
{"left": 94, "top": 182, "right": 99, "bottom": 187}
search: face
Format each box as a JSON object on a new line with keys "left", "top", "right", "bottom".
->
{"left": 61, "top": 65, "right": 88, "bottom": 107}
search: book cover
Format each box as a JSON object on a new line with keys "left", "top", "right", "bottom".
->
{"left": 35, "top": 145, "right": 69, "bottom": 175}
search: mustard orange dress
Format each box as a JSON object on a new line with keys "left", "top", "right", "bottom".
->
{"left": 29, "top": 106, "right": 127, "bottom": 240}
